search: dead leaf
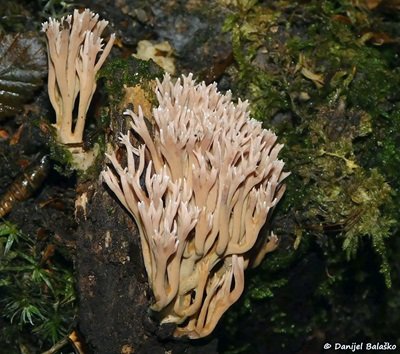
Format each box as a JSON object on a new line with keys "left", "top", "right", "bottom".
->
{"left": 0, "top": 33, "right": 47, "bottom": 119}
{"left": 296, "top": 54, "right": 325, "bottom": 88}
{"left": 365, "top": 0, "right": 383, "bottom": 9}
{"left": 0, "top": 128, "right": 9, "bottom": 140}
{"left": 121, "top": 84, "right": 154, "bottom": 119}
{"left": 9, "top": 123, "right": 24, "bottom": 145}
{"left": 359, "top": 31, "right": 395, "bottom": 45}
{"left": 301, "top": 67, "right": 325, "bottom": 88}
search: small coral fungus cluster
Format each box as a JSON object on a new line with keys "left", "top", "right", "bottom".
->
{"left": 42, "top": 9, "right": 115, "bottom": 168}
{"left": 102, "top": 73, "right": 288, "bottom": 338}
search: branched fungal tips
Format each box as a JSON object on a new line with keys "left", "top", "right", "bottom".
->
{"left": 102, "top": 73, "right": 289, "bottom": 338}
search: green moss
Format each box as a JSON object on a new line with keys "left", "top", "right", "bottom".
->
{"left": 48, "top": 138, "right": 75, "bottom": 177}
{"left": 224, "top": 0, "right": 397, "bottom": 282}
{"left": 100, "top": 56, "right": 163, "bottom": 106}
{"left": 0, "top": 221, "right": 75, "bottom": 350}
{"left": 219, "top": 0, "right": 400, "bottom": 351}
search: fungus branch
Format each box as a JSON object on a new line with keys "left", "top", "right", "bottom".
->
{"left": 42, "top": 9, "right": 115, "bottom": 147}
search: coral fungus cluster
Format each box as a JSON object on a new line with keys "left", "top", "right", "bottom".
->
{"left": 102, "top": 73, "right": 288, "bottom": 338}
{"left": 42, "top": 9, "right": 115, "bottom": 146}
